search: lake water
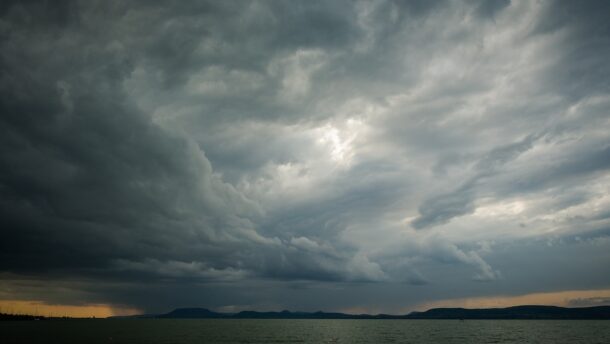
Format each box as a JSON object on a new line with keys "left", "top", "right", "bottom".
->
{"left": 2, "top": 319, "right": 610, "bottom": 343}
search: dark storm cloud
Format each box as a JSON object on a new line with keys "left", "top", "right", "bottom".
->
{"left": 1, "top": 0, "right": 610, "bottom": 313}
{"left": 0, "top": 0, "right": 372, "bottom": 286}
{"left": 531, "top": 0, "right": 610, "bottom": 101}
{"left": 473, "top": 0, "right": 511, "bottom": 19}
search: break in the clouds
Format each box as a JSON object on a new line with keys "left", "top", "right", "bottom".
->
{"left": 1, "top": 0, "right": 610, "bottom": 314}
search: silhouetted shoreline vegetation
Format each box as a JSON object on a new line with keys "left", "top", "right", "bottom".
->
{"left": 0, "top": 312, "right": 91, "bottom": 321}
{"left": 0, "top": 313, "right": 49, "bottom": 321}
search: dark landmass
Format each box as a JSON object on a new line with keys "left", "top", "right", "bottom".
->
{"left": 109, "top": 313, "right": 159, "bottom": 319}
{"left": 151, "top": 305, "right": 610, "bottom": 320}
{"left": 149, "top": 309, "right": 399, "bottom": 319}
{"left": 158, "top": 308, "right": 222, "bottom": 319}
{"left": 407, "top": 305, "right": 610, "bottom": 319}
{"left": 0, "top": 313, "right": 100, "bottom": 321}
{"left": 5, "top": 305, "right": 610, "bottom": 321}
{"left": 0, "top": 313, "right": 49, "bottom": 321}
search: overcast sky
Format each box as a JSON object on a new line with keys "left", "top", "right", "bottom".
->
{"left": 1, "top": 0, "right": 610, "bottom": 316}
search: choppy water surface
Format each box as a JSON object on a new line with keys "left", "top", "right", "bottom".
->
{"left": 2, "top": 319, "right": 610, "bottom": 344}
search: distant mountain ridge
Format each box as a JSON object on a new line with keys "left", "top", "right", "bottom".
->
{"left": 159, "top": 308, "right": 221, "bottom": 318}
{"left": 149, "top": 305, "right": 610, "bottom": 320}
{"left": 407, "top": 305, "right": 610, "bottom": 319}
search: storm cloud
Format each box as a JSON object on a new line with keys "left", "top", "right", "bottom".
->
{"left": 1, "top": 0, "right": 609, "bottom": 314}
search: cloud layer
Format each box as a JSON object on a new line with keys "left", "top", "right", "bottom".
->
{"left": 1, "top": 0, "right": 609, "bottom": 313}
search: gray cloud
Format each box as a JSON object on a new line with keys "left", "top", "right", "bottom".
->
{"left": 412, "top": 135, "right": 537, "bottom": 229}
{"left": 1, "top": 0, "right": 609, "bottom": 314}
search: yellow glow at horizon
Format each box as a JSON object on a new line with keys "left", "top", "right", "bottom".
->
{"left": 414, "top": 288, "right": 610, "bottom": 312}
{"left": 0, "top": 300, "right": 141, "bottom": 318}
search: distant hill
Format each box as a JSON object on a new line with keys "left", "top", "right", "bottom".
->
{"left": 158, "top": 308, "right": 226, "bottom": 318}
{"left": 232, "top": 310, "right": 380, "bottom": 319}
{"left": 158, "top": 308, "right": 394, "bottom": 319}
{"left": 154, "top": 305, "right": 610, "bottom": 320}
{"left": 407, "top": 305, "right": 610, "bottom": 319}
